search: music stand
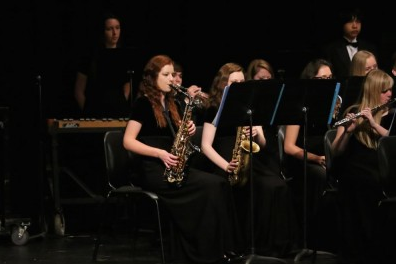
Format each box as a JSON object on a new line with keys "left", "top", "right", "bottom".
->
{"left": 336, "top": 76, "right": 365, "bottom": 122}
{"left": 272, "top": 79, "right": 340, "bottom": 262}
{"left": 215, "top": 79, "right": 287, "bottom": 264}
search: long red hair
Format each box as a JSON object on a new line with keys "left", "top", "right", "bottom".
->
{"left": 138, "top": 55, "right": 181, "bottom": 127}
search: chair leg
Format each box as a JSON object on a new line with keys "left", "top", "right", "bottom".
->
{"left": 153, "top": 199, "right": 166, "bottom": 264}
{"left": 92, "top": 194, "right": 112, "bottom": 261}
{"left": 93, "top": 192, "right": 166, "bottom": 264}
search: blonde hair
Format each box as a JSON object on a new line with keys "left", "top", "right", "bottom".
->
{"left": 349, "top": 69, "right": 394, "bottom": 148}
{"left": 350, "top": 50, "right": 376, "bottom": 76}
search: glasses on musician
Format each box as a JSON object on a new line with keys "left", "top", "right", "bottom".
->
{"left": 256, "top": 75, "right": 272, "bottom": 80}
{"left": 313, "top": 75, "right": 333, "bottom": 80}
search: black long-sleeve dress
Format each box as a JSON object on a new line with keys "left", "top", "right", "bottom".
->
{"left": 128, "top": 96, "right": 239, "bottom": 264}
{"left": 204, "top": 106, "right": 296, "bottom": 257}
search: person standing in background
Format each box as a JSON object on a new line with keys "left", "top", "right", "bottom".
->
{"left": 390, "top": 51, "right": 396, "bottom": 77}
{"left": 322, "top": 8, "right": 378, "bottom": 79}
{"left": 65, "top": 12, "right": 131, "bottom": 197}
{"left": 391, "top": 51, "right": 396, "bottom": 95}
{"left": 74, "top": 12, "right": 131, "bottom": 119}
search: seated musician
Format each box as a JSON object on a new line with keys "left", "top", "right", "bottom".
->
{"left": 201, "top": 62, "right": 296, "bottom": 257}
{"left": 123, "top": 54, "right": 241, "bottom": 264}
{"left": 331, "top": 69, "right": 394, "bottom": 264}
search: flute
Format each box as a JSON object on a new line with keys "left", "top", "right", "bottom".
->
{"left": 333, "top": 98, "right": 396, "bottom": 128}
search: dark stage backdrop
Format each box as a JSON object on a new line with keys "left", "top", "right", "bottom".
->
{"left": 1, "top": 1, "right": 395, "bottom": 233}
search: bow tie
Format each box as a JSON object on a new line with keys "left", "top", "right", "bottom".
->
{"left": 345, "top": 40, "right": 358, "bottom": 48}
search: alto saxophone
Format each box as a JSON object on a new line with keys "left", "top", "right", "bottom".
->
{"left": 228, "top": 126, "right": 260, "bottom": 186}
{"left": 164, "top": 84, "right": 201, "bottom": 188}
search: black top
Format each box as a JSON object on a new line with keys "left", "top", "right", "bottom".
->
{"left": 333, "top": 108, "right": 395, "bottom": 182}
{"left": 130, "top": 96, "right": 175, "bottom": 138}
{"left": 78, "top": 48, "right": 131, "bottom": 118}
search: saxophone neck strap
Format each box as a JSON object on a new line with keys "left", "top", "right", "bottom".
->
{"left": 162, "top": 102, "right": 176, "bottom": 138}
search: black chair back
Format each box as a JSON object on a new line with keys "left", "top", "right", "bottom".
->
{"left": 104, "top": 130, "right": 135, "bottom": 189}
{"left": 277, "top": 125, "right": 290, "bottom": 181}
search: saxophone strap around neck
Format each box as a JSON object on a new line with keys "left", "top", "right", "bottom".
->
{"left": 162, "top": 101, "right": 176, "bottom": 138}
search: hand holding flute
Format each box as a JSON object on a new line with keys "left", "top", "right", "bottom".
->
{"left": 333, "top": 98, "right": 396, "bottom": 128}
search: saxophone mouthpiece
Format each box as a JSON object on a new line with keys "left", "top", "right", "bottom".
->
{"left": 169, "top": 83, "right": 178, "bottom": 90}
{"left": 170, "top": 83, "right": 187, "bottom": 91}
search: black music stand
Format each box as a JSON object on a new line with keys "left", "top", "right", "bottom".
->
{"left": 36, "top": 75, "right": 48, "bottom": 238}
{"left": 272, "top": 79, "right": 340, "bottom": 262}
{"left": 336, "top": 76, "right": 365, "bottom": 123}
{"left": 214, "top": 79, "right": 287, "bottom": 264}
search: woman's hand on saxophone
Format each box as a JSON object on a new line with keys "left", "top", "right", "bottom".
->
{"left": 187, "top": 120, "right": 196, "bottom": 136}
{"left": 159, "top": 150, "right": 179, "bottom": 169}
{"left": 243, "top": 125, "right": 266, "bottom": 147}
{"left": 243, "top": 126, "right": 258, "bottom": 137}
{"left": 225, "top": 159, "right": 239, "bottom": 173}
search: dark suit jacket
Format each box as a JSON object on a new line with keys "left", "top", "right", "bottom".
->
{"left": 322, "top": 38, "right": 378, "bottom": 79}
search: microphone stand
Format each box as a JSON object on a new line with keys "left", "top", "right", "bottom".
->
{"left": 32, "top": 75, "right": 48, "bottom": 239}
